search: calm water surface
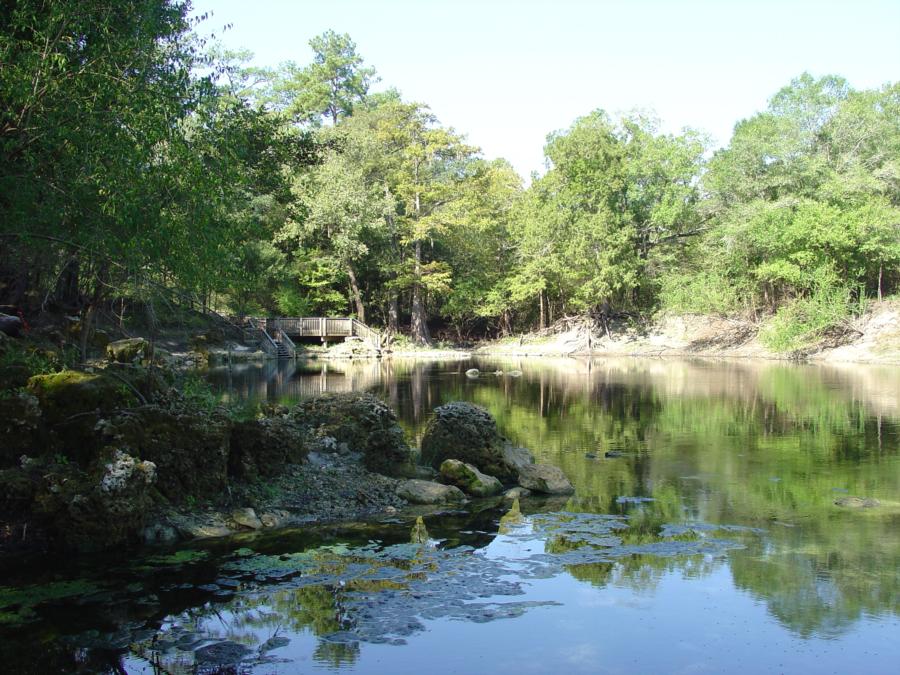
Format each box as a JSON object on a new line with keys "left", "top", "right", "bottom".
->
{"left": 2, "top": 356, "right": 899, "bottom": 674}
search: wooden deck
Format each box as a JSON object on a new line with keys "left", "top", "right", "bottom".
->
{"left": 266, "top": 317, "right": 380, "bottom": 342}
{"left": 246, "top": 317, "right": 381, "bottom": 360}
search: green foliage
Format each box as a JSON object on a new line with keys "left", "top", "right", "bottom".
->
{"left": 181, "top": 373, "right": 220, "bottom": 412}
{"left": 759, "top": 276, "right": 860, "bottom": 351}
{"left": 657, "top": 270, "right": 745, "bottom": 315}
{"left": 0, "top": 4, "right": 895, "bottom": 352}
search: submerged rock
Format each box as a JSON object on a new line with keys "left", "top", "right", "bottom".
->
{"left": 834, "top": 496, "right": 881, "bottom": 508}
{"left": 516, "top": 463, "right": 575, "bottom": 495}
{"left": 504, "top": 486, "right": 532, "bottom": 500}
{"left": 194, "top": 641, "right": 252, "bottom": 667}
{"left": 420, "top": 402, "right": 517, "bottom": 483}
{"left": 397, "top": 479, "right": 466, "bottom": 504}
{"left": 410, "top": 516, "right": 430, "bottom": 543}
{"left": 439, "top": 459, "right": 503, "bottom": 497}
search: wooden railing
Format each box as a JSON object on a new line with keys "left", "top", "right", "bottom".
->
{"left": 267, "top": 317, "right": 380, "bottom": 346}
{"left": 277, "top": 328, "right": 297, "bottom": 358}
{"left": 255, "top": 325, "right": 279, "bottom": 359}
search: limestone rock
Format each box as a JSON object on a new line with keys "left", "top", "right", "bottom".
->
{"left": 420, "top": 402, "right": 517, "bottom": 483}
{"left": 231, "top": 507, "right": 263, "bottom": 530}
{"left": 517, "top": 463, "right": 575, "bottom": 495}
{"left": 38, "top": 447, "right": 159, "bottom": 551}
{"left": 107, "top": 337, "right": 151, "bottom": 364}
{"left": 439, "top": 459, "right": 503, "bottom": 497}
{"left": 228, "top": 416, "right": 308, "bottom": 481}
{"left": 294, "top": 392, "right": 415, "bottom": 477}
{"left": 104, "top": 405, "right": 230, "bottom": 502}
{"left": 397, "top": 479, "right": 466, "bottom": 504}
{"left": 501, "top": 445, "right": 534, "bottom": 474}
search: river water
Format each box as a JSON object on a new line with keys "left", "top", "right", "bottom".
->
{"left": 2, "top": 356, "right": 899, "bottom": 673}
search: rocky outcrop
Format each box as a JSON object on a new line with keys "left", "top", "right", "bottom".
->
{"left": 0, "top": 391, "right": 41, "bottom": 467}
{"left": 30, "top": 447, "right": 157, "bottom": 551}
{"left": 228, "top": 415, "right": 308, "bottom": 481}
{"left": 294, "top": 392, "right": 415, "bottom": 477}
{"left": 516, "top": 463, "right": 575, "bottom": 495}
{"left": 420, "top": 402, "right": 517, "bottom": 483}
{"left": 397, "top": 479, "right": 466, "bottom": 504}
{"left": 439, "top": 459, "right": 503, "bottom": 497}
{"left": 101, "top": 405, "right": 230, "bottom": 502}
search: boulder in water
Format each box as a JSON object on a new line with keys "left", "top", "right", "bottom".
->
{"left": 516, "top": 463, "right": 575, "bottom": 495}
{"left": 439, "top": 459, "right": 503, "bottom": 497}
{"left": 420, "top": 401, "right": 517, "bottom": 483}
{"left": 293, "top": 392, "right": 415, "bottom": 477}
{"left": 397, "top": 479, "right": 466, "bottom": 504}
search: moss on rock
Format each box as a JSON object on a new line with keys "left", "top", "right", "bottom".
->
{"left": 106, "top": 337, "right": 151, "bottom": 364}
{"left": 439, "top": 459, "right": 503, "bottom": 497}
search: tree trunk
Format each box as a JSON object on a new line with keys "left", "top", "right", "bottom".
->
{"left": 388, "top": 294, "right": 399, "bottom": 334}
{"left": 410, "top": 239, "right": 431, "bottom": 345}
{"left": 52, "top": 256, "right": 81, "bottom": 311}
{"left": 878, "top": 264, "right": 883, "bottom": 301}
{"left": 347, "top": 264, "right": 365, "bottom": 323}
{"left": 539, "top": 289, "right": 546, "bottom": 330}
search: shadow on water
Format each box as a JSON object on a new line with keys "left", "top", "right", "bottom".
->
{"left": 3, "top": 356, "right": 900, "bottom": 672}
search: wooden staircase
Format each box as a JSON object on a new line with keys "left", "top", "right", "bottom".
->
{"left": 273, "top": 337, "right": 292, "bottom": 359}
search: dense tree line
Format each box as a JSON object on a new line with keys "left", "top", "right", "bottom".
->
{"left": 1, "top": 1, "right": 897, "bottom": 350}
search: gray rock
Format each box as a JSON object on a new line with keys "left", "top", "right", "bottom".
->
{"left": 397, "top": 479, "right": 467, "bottom": 504}
{"left": 517, "top": 463, "right": 574, "bottom": 495}
{"left": 465, "top": 368, "right": 480, "bottom": 378}
{"left": 439, "top": 459, "right": 503, "bottom": 497}
{"left": 231, "top": 507, "right": 263, "bottom": 529}
{"left": 501, "top": 445, "right": 534, "bottom": 473}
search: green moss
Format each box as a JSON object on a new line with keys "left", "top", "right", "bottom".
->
{"left": 144, "top": 549, "right": 210, "bottom": 566}
{"left": 0, "top": 580, "right": 101, "bottom": 618}
{"left": 27, "top": 369, "right": 136, "bottom": 421}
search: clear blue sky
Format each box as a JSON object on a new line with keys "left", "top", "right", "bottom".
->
{"left": 192, "top": 0, "right": 900, "bottom": 178}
